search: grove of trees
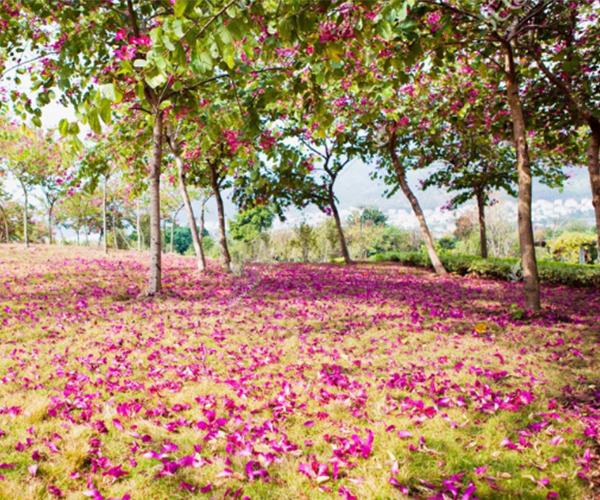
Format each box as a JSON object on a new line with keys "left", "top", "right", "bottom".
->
{"left": 0, "top": 0, "right": 598, "bottom": 311}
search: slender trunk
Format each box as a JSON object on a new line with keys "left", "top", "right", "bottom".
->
{"left": 21, "top": 181, "right": 29, "bottom": 249}
{"left": 84, "top": 226, "right": 89, "bottom": 246}
{"left": 209, "top": 161, "right": 231, "bottom": 271}
{"left": 137, "top": 198, "right": 142, "bottom": 251}
{"left": 113, "top": 206, "right": 119, "bottom": 250}
{"left": 199, "top": 195, "right": 208, "bottom": 253}
{"left": 172, "top": 153, "right": 206, "bottom": 270}
{"left": 47, "top": 206, "right": 53, "bottom": 245}
{"left": 328, "top": 188, "right": 351, "bottom": 264}
{"left": 170, "top": 212, "right": 176, "bottom": 253}
{"left": 503, "top": 42, "right": 540, "bottom": 311}
{"left": 147, "top": 110, "right": 163, "bottom": 294}
{"left": 162, "top": 216, "right": 166, "bottom": 253}
{"left": 475, "top": 188, "right": 488, "bottom": 259}
{"left": 587, "top": 117, "right": 600, "bottom": 257}
{"left": 102, "top": 177, "right": 108, "bottom": 254}
{"left": 76, "top": 229, "right": 80, "bottom": 246}
{"left": 388, "top": 138, "right": 446, "bottom": 275}
{"left": 0, "top": 204, "right": 9, "bottom": 242}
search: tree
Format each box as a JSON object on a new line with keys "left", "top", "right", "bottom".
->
{"left": 165, "top": 126, "right": 208, "bottom": 271}
{"left": 404, "top": 0, "right": 567, "bottom": 309}
{"left": 359, "top": 207, "right": 388, "bottom": 228}
{"left": 8, "top": 0, "right": 286, "bottom": 293}
{"left": 378, "top": 122, "right": 447, "bottom": 275}
{"left": 229, "top": 206, "right": 275, "bottom": 243}
{"left": 520, "top": 2, "right": 600, "bottom": 253}
{"left": 0, "top": 121, "right": 52, "bottom": 247}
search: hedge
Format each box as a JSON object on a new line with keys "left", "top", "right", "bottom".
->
{"left": 370, "top": 251, "right": 600, "bottom": 287}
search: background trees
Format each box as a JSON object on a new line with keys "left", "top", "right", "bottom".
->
{"left": 0, "top": 0, "right": 597, "bottom": 310}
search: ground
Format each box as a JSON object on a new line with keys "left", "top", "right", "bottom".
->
{"left": 0, "top": 245, "right": 599, "bottom": 500}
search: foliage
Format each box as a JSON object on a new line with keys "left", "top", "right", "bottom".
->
{"left": 167, "top": 225, "right": 210, "bottom": 256}
{"left": 372, "top": 251, "right": 600, "bottom": 287}
{"left": 229, "top": 206, "right": 275, "bottom": 243}
{"left": 553, "top": 232, "right": 598, "bottom": 264}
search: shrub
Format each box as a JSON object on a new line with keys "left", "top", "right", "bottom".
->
{"left": 370, "top": 252, "right": 600, "bottom": 287}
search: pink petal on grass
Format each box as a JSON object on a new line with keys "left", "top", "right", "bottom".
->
{"left": 397, "top": 430, "right": 412, "bottom": 438}
{"left": 178, "top": 481, "right": 196, "bottom": 492}
{"left": 28, "top": 464, "right": 37, "bottom": 477}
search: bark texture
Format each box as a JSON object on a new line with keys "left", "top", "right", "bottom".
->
{"left": 102, "top": 177, "right": 108, "bottom": 255}
{"left": 388, "top": 136, "right": 446, "bottom": 275}
{"left": 173, "top": 152, "right": 207, "bottom": 271}
{"left": 475, "top": 187, "right": 488, "bottom": 259}
{"left": 209, "top": 160, "right": 231, "bottom": 271}
{"left": 503, "top": 42, "right": 540, "bottom": 311}
{"left": 328, "top": 187, "right": 351, "bottom": 264}
{"left": 587, "top": 118, "right": 600, "bottom": 254}
{"left": 147, "top": 111, "right": 163, "bottom": 294}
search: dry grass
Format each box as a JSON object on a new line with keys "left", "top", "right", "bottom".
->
{"left": 0, "top": 244, "right": 598, "bottom": 499}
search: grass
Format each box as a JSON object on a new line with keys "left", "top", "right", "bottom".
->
{"left": 0, "top": 244, "right": 599, "bottom": 499}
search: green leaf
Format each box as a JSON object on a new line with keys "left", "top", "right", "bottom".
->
{"left": 226, "top": 18, "right": 245, "bottom": 40}
{"left": 173, "top": 0, "right": 188, "bottom": 17}
{"left": 162, "top": 35, "right": 175, "bottom": 51}
{"left": 31, "top": 116, "right": 42, "bottom": 127}
{"left": 377, "top": 20, "right": 393, "bottom": 41}
{"left": 133, "top": 59, "right": 148, "bottom": 68}
{"left": 278, "top": 19, "right": 290, "bottom": 40}
{"left": 71, "top": 135, "right": 84, "bottom": 152}
{"left": 173, "top": 19, "right": 185, "bottom": 38}
{"left": 68, "top": 122, "right": 80, "bottom": 135}
{"left": 88, "top": 109, "right": 101, "bottom": 134}
{"left": 100, "top": 83, "right": 123, "bottom": 103}
{"left": 58, "top": 119, "right": 69, "bottom": 136}
{"left": 219, "top": 25, "right": 233, "bottom": 46}
{"left": 159, "top": 100, "right": 172, "bottom": 110}
{"left": 99, "top": 99, "right": 112, "bottom": 125}
{"left": 145, "top": 71, "right": 167, "bottom": 89}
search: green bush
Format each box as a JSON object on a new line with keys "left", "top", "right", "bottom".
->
{"left": 370, "top": 251, "right": 600, "bottom": 287}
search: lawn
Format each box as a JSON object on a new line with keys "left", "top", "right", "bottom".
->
{"left": 0, "top": 245, "right": 599, "bottom": 500}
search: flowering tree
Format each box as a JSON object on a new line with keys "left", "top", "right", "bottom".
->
{"left": 518, "top": 1, "right": 600, "bottom": 251}
{"left": 6, "top": 0, "right": 286, "bottom": 292}
{"left": 401, "top": 0, "right": 572, "bottom": 308}
{"left": 0, "top": 120, "right": 65, "bottom": 247}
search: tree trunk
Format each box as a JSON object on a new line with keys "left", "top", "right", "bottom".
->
{"left": 199, "top": 194, "right": 208, "bottom": 254}
{"left": 209, "top": 161, "right": 231, "bottom": 271}
{"left": 102, "top": 176, "right": 108, "bottom": 254}
{"left": 388, "top": 138, "right": 446, "bottom": 275}
{"left": 20, "top": 181, "right": 29, "bottom": 249}
{"left": 113, "top": 205, "right": 119, "bottom": 250}
{"left": 162, "top": 216, "right": 166, "bottom": 253}
{"left": 147, "top": 111, "right": 163, "bottom": 295}
{"left": 47, "top": 206, "right": 52, "bottom": 245}
{"left": 173, "top": 153, "right": 206, "bottom": 270}
{"left": 503, "top": 42, "right": 540, "bottom": 311}
{"left": 328, "top": 188, "right": 351, "bottom": 264}
{"left": 0, "top": 204, "right": 9, "bottom": 242}
{"left": 137, "top": 198, "right": 142, "bottom": 251}
{"left": 475, "top": 187, "right": 488, "bottom": 259}
{"left": 587, "top": 117, "right": 600, "bottom": 258}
